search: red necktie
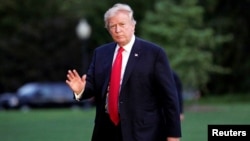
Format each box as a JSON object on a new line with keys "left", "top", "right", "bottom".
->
{"left": 108, "top": 47, "right": 124, "bottom": 125}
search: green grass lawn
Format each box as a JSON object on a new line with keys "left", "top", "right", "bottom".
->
{"left": 0, "top": 108, "right": 95, "bottom": 141}
{"left": 0, "top": 100, "right": 250, "bottom": 141}
{"left": 182, "top": 103, "right": 250, "bottom": 140}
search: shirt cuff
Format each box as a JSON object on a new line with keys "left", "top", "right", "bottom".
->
{"left": 74, "top": 89, "right": 84, "bottom": 101}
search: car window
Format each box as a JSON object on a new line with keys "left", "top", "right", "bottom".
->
{"left": 52, "top": 84, "right": 72, "bottom": 98}
{"left": 17, "top": 83, "right": 39, "bottom": 96}
{"left": 17, "top": 83, "right": 73, "bottom": 99}
{"left": 38, "top": 86, "right": 52, "bottom": 97}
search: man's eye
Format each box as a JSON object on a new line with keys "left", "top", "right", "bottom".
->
{"left": 110, "top": 25, "right": 115, "bottom": 29}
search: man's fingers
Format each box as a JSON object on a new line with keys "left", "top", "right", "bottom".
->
{"left": 67, "top": 69, "right": 80, "bottom": 80}
{"left": 66, "top": 69, "right": 86, "bottom": 85}
{"left": 73, "top": 69, "right": 81, "bottom": 78}
{"left": 65, "top": 80, "right": 70, "bottom": 85}
{"left": 82, "top": 74, "right": 87, "bottom": 81}
{"left": 67, "top": 70, "right": 74, "bottom": 79}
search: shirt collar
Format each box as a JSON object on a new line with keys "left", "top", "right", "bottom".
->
{"left": 116, "top": 35, "right": 135, "bottom": 53}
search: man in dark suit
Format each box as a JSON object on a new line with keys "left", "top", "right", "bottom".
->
{"left": 66, "top": 3, "right": 181, "bottom": 141}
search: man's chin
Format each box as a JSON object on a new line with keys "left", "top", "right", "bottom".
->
{"left": 115, "top": 39, "right": 127, "bottom": 45}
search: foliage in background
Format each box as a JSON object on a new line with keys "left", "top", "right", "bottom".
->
{"left": 59, "top": 0, "right": 156, "bottom": 50}
{"left": 0, "top": 0, "right": 82, "bottom": 91}
{"left": 140, "top": 0, "right": 232, "bottom": 93}
{"left": 0, "top": 0, "right": 156, "bottom": 92}
{"left": 200, "top": 0, "right": 250, "bottom": 94}
{"left": 0, "top": 0, "right": 249, "bottom": 95}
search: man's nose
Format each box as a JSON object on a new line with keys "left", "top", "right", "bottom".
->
{"left": 115, "top": 25, "right": 121, "bottom": 32}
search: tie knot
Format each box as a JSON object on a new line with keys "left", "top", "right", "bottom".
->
{"left": 118, "top": 47, "right": 124, "bottom": 53}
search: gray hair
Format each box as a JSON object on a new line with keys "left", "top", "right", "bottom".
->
{"left": 104, "top": 3, "right": 137, "bottom": 28}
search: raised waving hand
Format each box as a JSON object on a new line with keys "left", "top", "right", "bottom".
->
{"left": 66, "top": 69, "right": 86, "bottom": 95}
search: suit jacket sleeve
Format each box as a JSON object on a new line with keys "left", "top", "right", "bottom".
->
{"left": 154, "top": 48, "right": 181, "bottom": 137}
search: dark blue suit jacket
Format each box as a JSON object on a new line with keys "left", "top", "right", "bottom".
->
{"left": 80, "top": 37, "right": 181, "bottom": 141}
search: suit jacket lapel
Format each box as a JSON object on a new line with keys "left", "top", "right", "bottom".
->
{"left": 100, "top": 38, "right": 142, "bottom": 96}
{"left": 122, "top": 38, "right": 142, "bottom": 86}
{"left": 101, "top": 44, "right": 116, "bottom": 98}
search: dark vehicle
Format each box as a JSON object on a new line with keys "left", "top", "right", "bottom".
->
{"left": 17, "top": 82, "right": 93, "bottom": 110}
{"left": 0, "top": 92, "right": 19, "bottom": 110}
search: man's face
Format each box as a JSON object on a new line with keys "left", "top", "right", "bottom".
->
{"left": 107, "top": 11, "right": 135, "bottom": 46}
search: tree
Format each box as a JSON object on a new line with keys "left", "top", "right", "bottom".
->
{"left": 0, "top": 0, "right": 82, "bottom": 92}
{"left": 201, "top": 0, "right": 250, "bottom": 94}
{"left": 140, "top": 0, "right": 231, "bottom": 93}
{"left": 0, "top": 0, "right": 156, "bottom": 92}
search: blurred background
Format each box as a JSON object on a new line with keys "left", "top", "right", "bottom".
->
{"left": 1, "top": 0, "right": 250, "bottom": 98}
{"left": 0, "top": 0, "right": 250, "bottom": 140}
